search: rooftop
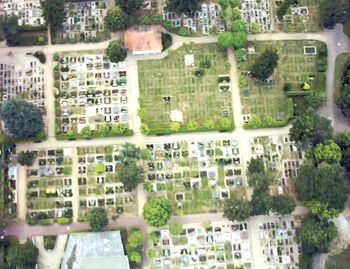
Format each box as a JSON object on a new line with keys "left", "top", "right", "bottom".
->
{"left": 124, "top": 26, "right": 163, "bottom": 54}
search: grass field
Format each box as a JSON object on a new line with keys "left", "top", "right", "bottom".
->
{"left": 138, "top": 43, "right": 233, "bottom": 133}
{"left": 240, "top": 40, "right": 326, "bottom": 126}
{"left": 274, "top": 0, "right": 321, "bottom": 33}
{"left": 325, "top": 247, "right": 350, "bottom": 269}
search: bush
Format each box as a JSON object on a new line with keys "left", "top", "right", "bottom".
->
{"left": 44, "top": 235, "right": 56, "bottom": 250}
{"left": 56, "top": 217, "right": 72, "bottom": 224}
{"left": 283, "top": 83, "right": 293, "bottom": 92}
{"left": 53, "top": 52, "right": 60, "bottom": 61}
{"left": 33, "top": 51, "right": 46, "bottom": 63}
{"left": 161, "top": 33, "right": 172, "bottom": 51}
{"left": 194, "top": 69, "right": 205, "bottom": 77}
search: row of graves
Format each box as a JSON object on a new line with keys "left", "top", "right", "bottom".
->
{"left": 152, "top": 221, "right": 252, "bottom": 268}
{"left": 0, "top": 55, "right": 45, "bottom": 109}
{"left": 249, "top": 135, "right": 304, "bottom": 194}
{"left": 58, "top": 54, "right": 129, "bottom": 134}
{"left": 145, "top": 139, "right": 244, "bottom": 212}
{"left": 26, "top": 148, "right": 74, "bottom": 224}
{"left": 0, "top": 0, "right": 45, "bottom": 26}
{"left": 241, "top": 0, "right": 273, "bottom": 32}
{"left": 57, "top": 0, "right": 108, "bottom": 42}
{"left": 76, "top": 146, "right": 137, "bottom": 219}
{"left": 258, "top": 216, "right": 302, "bottom": 269}
{"left": 163, "top": 3, "right": 225, "bottom": 35}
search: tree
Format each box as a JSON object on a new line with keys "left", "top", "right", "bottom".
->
{"left": 335, "top": 132, "right": 350, "bottom": 170}
{"left": 290, "top": 114, "right": 333, "bottom": 147}
{"left": 33, "top": 51, "right": 46, "bottom": 64}
{"left": 250, "top": 188, "right": 272, "bottom": 216}
{"left": 250, "top": 49, "right": 279, "bottom": 81}
{"left": 271, "top": 195, "right": 296, "bottom": 215}
{"left": 320, "top": 0, "right": 349, "bottom": 29}
{"left": 299, "top": 219, "right": 338, "bottom": 254}
{"left": 235, "top": 48, "right": 247, "bottom": 62}
{"left": 127, "top": 228, "right": 143, "bottom": 248}
{"left": 217, "top": 32, "right": 234, "bottom": 48}
{"left": 313, "top": 140, "right": 342, "bottom": 164}
{"left": 248, "top": 171, "right": 275, "bottom": 192}
{"left": 2, "top": 16, "right": 19, "bottom": 46}
{"left": 295, "top": 162, "right": 349, "bottom": 210}
{"left": 143, "top": 197, "right": 173, "bottom": 227}
{"left": 17, "top": 151, "right": 36, "bottom": 166}
{"left": 307, "top": 201, "right": 341, "bottom": 220}
{"left": 88, "top": 208, "right": 108, "bottom": 232}
{"left": 116, "top": 0, "right": 144, "bottom": 14}
{"left": 118, "top": 163, "right": 144, "bottom": 190}
{"left": 140, "top": 124, "right": 150, "bottom": 135}
{"left": 105, "top": 40, "right": 128, "bottom": 63}
{"left": 0, "top": 99, "right": 43, "bottom": 138}
{"left": 169, "top": 222, "right": 184, "bottom": 235}
{"left": 232, "top": 31, "right": 248, "bottom": 49}
{"left": 247, "top": 158, "right": 265, "bottom": 175}
{"left": 42, "top": 0, "right": 65, "bottom": 32}
{"left": 6, "top": 241, "right": 39, "bottom": 269}
{"left": 229, "top": 0, "right": 242, "bottom": 8}
{"left": 98, "top": 124, "right": 110, "bottom": 137}
{"left": 104, "top": 6, "right": 128, "bottom": 32}
{"left": 232, "top": 8, "right": 242, "bottom": 20}
{"left": 119, "top": 142, "right": 143, "bottom": 164}
{"left": 167, "top": 0, "right": 202, "bottom": 15}
{"left": 231, "top": 20, "right": 246, "bottom": 32}
{"left": 80, "top": 125, "right": 92, "bottom": 138}
{"left": 223, "top": 196, "right": 251, "bottom": 222}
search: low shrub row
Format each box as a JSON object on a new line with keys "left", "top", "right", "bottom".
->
{"left": 27, "top": 217, "right": 72, "bottom": 226}
{"left": 148, "top": 124, "right": 234, "bottom": 135}
{"left": 56, "top": 129, "right": 134, "bottom": 140}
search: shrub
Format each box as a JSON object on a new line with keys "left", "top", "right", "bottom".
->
{"left": 199, "top": 59, "right": 211, "bottom": 68}
{"left": 283, "top": 83, "right": 292, "bottom": 92}
{"left": 56, "top": 217, "right": 72, "bottom": 224}
{"left": 44, "top": 236, "right": 56, "bottom": 250}
{"left": 194, "top": 69, "right": 205, "bottom": 77}
{"left": 161, "top": 33, "right": 172, "bottom": 50}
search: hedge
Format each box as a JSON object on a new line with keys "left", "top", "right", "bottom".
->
{"left": 286, "top": 90, "right": 313, "bottom": 97}
{"left": 244, "top": 98, "right": 294, "bottom": 129}
{"left": 56, "top": 129, "right": 134, "bottom": 140}
{"left": 19, "top": 25, "right": 47, "bottom": 32}
{"left": 148, "top": 125, "right": 234, "bottom": 135}
{"left": 56, "top": 217, "right": 72, "bottom": 224}
{"left": 0, "top": 131, "right": 47, "bottom": 144}
{"left": 27, "top": 217, "right": 72, "bottom": 225}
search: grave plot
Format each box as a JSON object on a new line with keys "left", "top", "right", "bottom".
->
{"left": 274, "top": 0, "right": 321, "bottom": 33}
{"left": 76, "top": 146, "right": 137, "bottom": 220}
{"left": 144, "top": 139, "right": 245, "bottom": 214}
{"left": 53, "top": 0, "right": 109, "bottom": 43}
{"left": 241, "top": 0, "right": 273, "bottom": 32}
{"left": 0, "top": 55, "right": 45, "bottom": 109}
{"left": 249, "top": 135, "right": 305, "bottom": 194}
{"left": 138, "top": 43, "right": 233, "bottom": 134}
{"left": 256, "top": 216, "right": 302, "bottom": 269}
{"left": 239, "top": 40, "right": 327, "bottom": 128}
{"left": 54, "top": 53, "right": 132, "bottom": 139}
{"left": 26, "top": 148, "right": 74, "bottom": 225}
{"left": 148, "top": 221, "right": 252, "bottom": 268}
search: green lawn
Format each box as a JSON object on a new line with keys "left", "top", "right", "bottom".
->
{"left": 325, "top": 247, "right": 350, "bottom": 269}
{"left": 138, "top": 43, "right": 233, "bottom": 134}
{"left": 275, "top": 0, "right": 321, "bottom": 33}
{"left": 240, "top": 40, "right": 326, "bottom": 127}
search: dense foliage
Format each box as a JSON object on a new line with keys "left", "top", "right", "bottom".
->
{"left": 223, "top": 196, "right": 251, "bottom": 222}
{"left": 105, "top": 40, "right": 128, "bottom": 63}
{"left": 104, "top": 6, "right": 129, "bottom": 31}
{"left": 115, "top": 0, "right": 144, "bottom": 15}
{"left": 143, "top": 197, "right": 173, "bottom": 227}
{"left": 88, "top": 208, "right": 108, "bottom": 231}
{"left": 0, "top": 99, "right": 44, "bottom": 138}
{"left": 6, "top": 240, "right": 39, "bottom": 269}
{"left": 320, "top": 0, "right": 349, "bottom": 29}
{"left": 118, "top": 162, "right": 144, "bottom": 190}
{"left": 2, "top": 16, "right": 19, "bottom": 46}
{"left": 42, "top": 0, "right": 65, "bottom": 32}
{"left": 167, "top": 0, "right": 202, "bottom": 15}
{"left": 271, "top": 195, "right": 296, "bottom": 215}
{"left": 17, "top": 151, "right": 37, "bottom": 166}
{"left": 250, "top": 49, "right": 279, "bottom": 81}
{"left": 126, "top": 228, "right": 143, "bottom": 263}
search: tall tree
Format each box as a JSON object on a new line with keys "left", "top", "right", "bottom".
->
{"left": 223, "top": 196, "right": 251, "bottom": 222}
{"left": 295, "top": 162, "right": 349, "bottom": 210}
{"left": 271, "top": 195, "right": 296, "bottom": 215}
{"left": 6, "top": 241, "right": 39, "bottom": 269}
{"left": 115, "top": 0, "right": 144, "bottom": 15}
{"left": 217, "top": 32, "right": 234, "bottom": 48}
{"left": 2, "top": 16, "right": 19, "bottom": 46}
{"left": 166, "top": 0, "right": 202, "bottom": 15}
{"left": 118, "top": 162, "right": 144, "bottom": 190}
{"left": 320, "top": 0, "right": 349, "bottom": 29}
{"left": 17, "top": 151, "right": 37, "bottom": 166}
{"left": 119, "top": 142, "right": 143, "bottom": 164}
{"left": 313, "top": 140, "right": 342, "bottom": 164}
{"left": 105, "top": 40, "right": 128, "bottom": 63}
{"left": 247, "top": 158, "right": 265, "bottom": 175}
{"left": 232, "top": 31, "right": 248, "bottom": 49}
{"left": 0, "top": 99, "right": 43, "bottom": 138}
{"left": 88, "top": 208, "right": 108, "bottom": 232}
{"left": 42, "top": 0, "right": 65, "bottom": 32}
{"left": 250, "top": 188, "right": 272, "bottom": 216}
{"left": 250, "top": 49, "right": 279, "bottom": 81}
{"left": 104, "top": 6, "right": 129, "bottom": 32}
{"left": 143, "top": 197, "right": 173, "bottom": 227}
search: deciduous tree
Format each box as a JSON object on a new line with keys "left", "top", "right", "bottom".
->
{"left": 250, "top": 49, "right": 279, "bottom": 81}
{"left": 17, "top": 151, "right": 37, "bottom": 166}
{"left": 143, "top": 197, "right": 173, "bottom": 227}
{"left": 271, "top": 195, "right": 296, "bottom": 215}
{"left": 105, "top": 40, "right": 128, "bottom": 63}
{"left": 118, "top": 162, "right": 144, "bottom": 190}
{"left": 42, "top": 0, "right": 65, "bottom": 32}
{"left": 88, "top": 208, "right": 108, "bottom": 232}
{"left": 167, "top": 0, "right": 202, "bottom": 15}
{"left": 223, "top": 196, "right": 251, "bottom": 221}
{"left": 104, "top": 6, "right": 128, "bottom": 32}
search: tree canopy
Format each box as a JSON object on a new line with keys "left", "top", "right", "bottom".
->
{"left": 250, "top": 49, "right": 279, "bottom": 81}
{"left": 223, "top": 196, "right": 251, "bottom": 222}
{"left": 217, "top": 32, "right": 234, "bottom": 48}
{"left": 88, "top": 208, "right": 108, "bottom": 232}
{"left": 119, "top": 142, "right": 143, "bottom": 164}
{"left": 6, "top": 241, "right": 39, "bottom": 269}
{"left": 247, "top": 158, "right": 265, "bottom": 176}
{"left": 169, "top": 222, "right": 184, "bottom": 235}
{"left": 104, "top": 6, "right": 129, "bottom": 32}
{"left": 295, "top": 162, "right": 349, "bottom": 210}
{"left": 167, "top": 0, "right": 202, "bottom": 15}
{"left": 271, "top": 195, "right": 296, "bottom": 215}
{"left": 320, "top": 0, "right": 349, "bottom": 29}
{"left": 231, "top": 31, "right": 248, "bottom": 49}
{"left": 42, "top": 0, "right": 65, "bottom": 32}
{"left": 2, "top": 16, "right": 19, "bottom": 46}
{"left": 231, "top": 20, "right": 246, "bottom": 32}
{"left": 105, "top": 40, "right": 128, "bottom": 63}
{"left": 126, "top": 228, "right": 143, "bottom": 264}
{"left": 143, "top": 197, "right": 173, "bottom": 227}
{"left": 115, "top": 0, "right": 144, "bottom": 14}
{"left": 250, "top": 188, "right": 272, "bottom": 216}
{"left": 0, "top": 99, "right": 44, "bottom": 138}
{"left": 118, "top": 162, "right": 144, "bottom": 190}
{"left": 17, "top": 151, "right": 37, "bottom": 166}
{"left": 313, "top": 140, "right": 342, "bottom": 164}
{"left": 299, "top": 219, "right": 338, "bottom": 254}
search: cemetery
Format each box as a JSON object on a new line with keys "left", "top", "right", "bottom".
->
{"left": 54, "top": 52, "right": 132, "bottom": 139}
{"left": 144, "top": 139, "right": 245, "bottom": 214}
{"left": 149, "top": 221, "right": 252, "bottom": 268}
{"left": 138, "top": 43, "right": 234, "bottom": 134}
{"left": 76, "top": 145, "right": 138, "bottom": 220}
{"left": 241, "top": 0, "right": 273, "bottom": 33}
{"left": 240, "top": 40, "right": 327, "bottom": 128}
{"left": 249, "top": 135, "right": 305, "bottom": 195}
{"left": 54, "top": 0, "right": 109, "bottom": 43}
{"left": 26, "top": 148, "right": 74, "bottom": 225}
{"left": 0, "top": 54, "right": 45, "bottom": 110}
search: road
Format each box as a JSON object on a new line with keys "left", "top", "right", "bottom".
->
{"left": 2, "top": 22, "right": 350, "bottom": 269}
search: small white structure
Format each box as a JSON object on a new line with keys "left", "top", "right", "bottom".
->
{"left": 170, "top": 110, "right": 184, "bottom": 122}
{"left": 184, "top": 54, "right": 194, "bottom": 67}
